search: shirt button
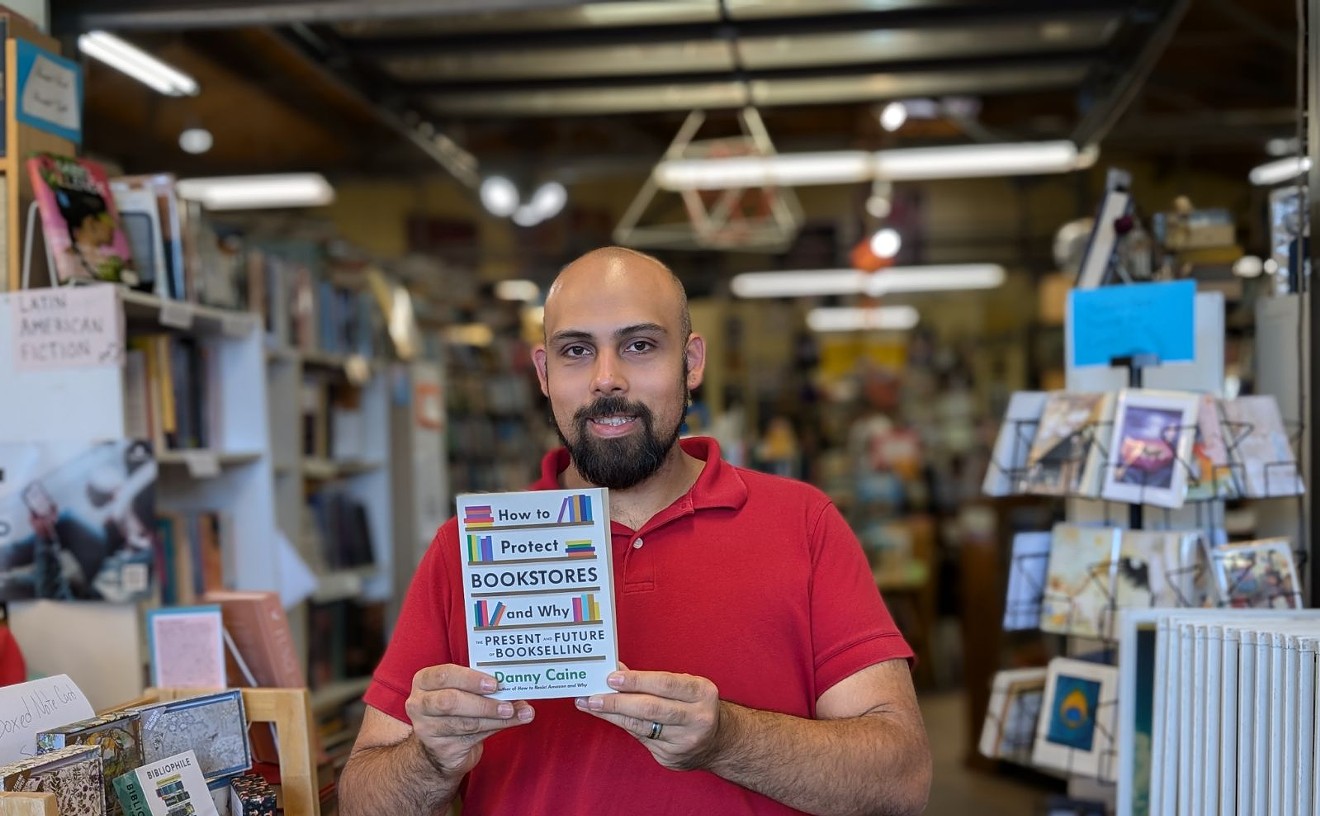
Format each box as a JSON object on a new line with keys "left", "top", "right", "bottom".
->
{"left": 632, "top": 538, "right": 644, "bottom": 549}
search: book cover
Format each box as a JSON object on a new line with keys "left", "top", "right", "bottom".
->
{"left": 146, "top": 605, "right": 226, "bottom": 690}
{"left": 0, "top": 743, "right": 104, "bottom": 816}
{"left": 201, "top": 590, "right": 305, "bottom": 688}
{"left": 37, "top": 709, "right": 143, "bottom": 816}
{"left": 131, "top": 691, "right": 251, "bottom": 781}
{"left": 981, "top": 391, "right": 1048, "bottom": 497}
{"left": 1024, "top": 392, "right": 1107, "bottom": 496}
{"left": 0, "top": 439, "right": 156, "bottom": 602}
{"left": 1221, "top": 395, "right": 1305, "bottom": 497}
{"left": 27, "top": 153, "right": 136, "bottom": 286}
{"left": 113, "top": 749, "right": 218, "bottom": 816}
{"left": 457, "top": 488, "right": 619, "bottom": 700}
{"left": 1099, "top": 389, "right": 1199, "bottom": 508}
{"left": 111, "top": 174, "right": 184, "bottom": 299}
{"left": 1039, "top": 524, "right": 1120, "bottom": 639}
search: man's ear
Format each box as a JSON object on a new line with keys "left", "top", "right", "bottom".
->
{"left": 684, "top": 333, "right": 706, "bottom": 391}
{"left": 532, "top": 346, "right": 551, "bottom": 397}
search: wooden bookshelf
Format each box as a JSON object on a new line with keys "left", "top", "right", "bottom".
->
{"left": 2, "top": 21, "right": 75, "bottom": 292}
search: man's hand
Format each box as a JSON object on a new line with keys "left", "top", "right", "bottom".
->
{"left": 574, "top": 668, "right": 722, "bottom": 771}
{"left": 405, "top": 664, "right": 535, "bottom": 776}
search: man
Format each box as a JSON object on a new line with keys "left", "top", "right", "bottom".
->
{"left": 341, "top": 247, "right": 931, "bottom": 816}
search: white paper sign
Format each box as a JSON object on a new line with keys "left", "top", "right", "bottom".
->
{"left": 20, "top": 54, "right": 80, "bottom": 133}
{"left": 457, "top": 488, "right": 619, "bottom": 700}
{"left": 0, "top": 674, "right": 94, "bottom": 763}
{"left": 8, "top": 286, "right": 123, "bottom": 371}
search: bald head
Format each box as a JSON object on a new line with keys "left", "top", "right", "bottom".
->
{"left": 545, "top": 246, "right": 691, "bottom": 341}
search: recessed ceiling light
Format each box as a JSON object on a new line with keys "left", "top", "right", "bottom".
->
{"left": 869, "top": 228, "right": 902, "bottom": 259}
{"left": 879, "top": 101, "right": 908, "bottom": 132}
{"left": 178, "top": 128, "right": 213, "bottom": 154}
{"left": 480, "top": 176, "right": 519, "bottom": 217}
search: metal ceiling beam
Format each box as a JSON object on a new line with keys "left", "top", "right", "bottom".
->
{"left": 51, "top": 0, "right": 610, "bottom": 34}
{"left": 343, "top": 1, "right": 1128, "bottom": 56}
{"left": 398, "top": 50, "right": 1103, "bottom": 95}
{"left": 1070, "top": 0, "right": 1192, "bottom": 146}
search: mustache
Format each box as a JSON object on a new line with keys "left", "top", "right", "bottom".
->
{"left": 573, "top": 396, "right": 653, "bottom": 424}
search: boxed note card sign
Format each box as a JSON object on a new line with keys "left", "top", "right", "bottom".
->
{"left": 457, "top": 488, "right": 619, "bottom": 700}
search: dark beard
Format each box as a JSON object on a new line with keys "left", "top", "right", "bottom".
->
{"left": 555, "top": 394, "right": 686, "bottom": 490}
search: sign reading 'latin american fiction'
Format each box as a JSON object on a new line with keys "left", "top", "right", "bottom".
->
{"left": 457, "top": 487, "right": 617, "bottom": 700}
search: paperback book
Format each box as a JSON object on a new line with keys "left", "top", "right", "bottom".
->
{"left": 28, "top": 153, "right": 136, "bottom": 286}
{"left": 113, "top": 749, "right": 218, "bottom": 816}
{"left": 456, "top": 488, "right": 619, "bottom": 700}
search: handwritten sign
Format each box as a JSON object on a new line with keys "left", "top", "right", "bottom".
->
{"left": 457, "top": 488, "right": 619, "bottom": 700}
{"left": 1069, "top": 280, "right": 1196, "bottom": 368}
{"left": 15, "top": 40, "right": 82, "bottom": 144}
{"left": 0, "top": 674, "right": 94, "bottom": 763}
{"left": 8, "top": 286, "right": 123, "bottom": 371}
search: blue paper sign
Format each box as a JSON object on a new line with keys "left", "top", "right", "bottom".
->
{"left": 1069, "top": 280, "right": 1196, "bottom": 368}
{"left": 15, "top": 39, "right": 83, "bottom": 145}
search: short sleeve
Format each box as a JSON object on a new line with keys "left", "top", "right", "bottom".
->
{"left": 808, "top": 501, "right": 913, "bottom": 695}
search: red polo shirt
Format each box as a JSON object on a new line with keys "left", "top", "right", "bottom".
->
{"left": 365, "top": 437, "right": 912, "bottom": 815}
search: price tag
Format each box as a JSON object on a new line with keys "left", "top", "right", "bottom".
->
{"left": 222, "top": 313, "right": 255, "bottom": 338}
{"left": 159, "top": 300, "right": 195, "bottom": 330}
{"left": 344, "top": 354, "right": 371, "bottom": 386}
{"left": 184, "top": 450, "right": 220, "bottom": 479}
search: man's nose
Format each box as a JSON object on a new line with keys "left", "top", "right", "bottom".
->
{"left": 591, "top": 351, "right": 627, "bottom": 395}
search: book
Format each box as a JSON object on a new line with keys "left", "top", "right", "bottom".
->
{"left": 27, "top": 153, "right": 136, "bottom": 286}
{"left": 456, "top": 488, "right": 619, "bottom": 700}
{"left": 1099, "top": 389, "right": 1199, "bottom": 508}
{"left": 113, "top": 749, "right": 219, "bottom": 816}
{"left": 146, "top": 605, "right": 226, "bottom": 690}
{"left": 110, "top": 180, "right": 165, "bottom": 297}
{"left": 0, "top": 743, "right": 104, "bottom": 815}
{"left": 111, "top": 175, "right": 185, "bottom": 299}
{"left": 202, "top": 590, "right": 305, "bottom": 688}
{"left": 1220, "top": 395, "right": 1306, "bottom": 497}
{"left": 1024, "top": 392, "right": 1108, "bottom": 496}
{"left": 981, "top": 391, "right": 1048, "bottom": 496}
{"left": 228, "top": 773, "right": 276, "bottom": 815}
{"left": 131, "top": 691, "right": 252, "bottom": 781}
{"left": 38, "top": 710, "right": 144, "bottom": 816}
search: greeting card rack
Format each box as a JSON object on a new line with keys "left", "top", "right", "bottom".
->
{"left": 978, "top": 679, "right": 1121, "bottom": 785}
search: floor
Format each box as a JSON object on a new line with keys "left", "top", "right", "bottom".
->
{"left": 919, "top": 690, "right": 1053, "bottom": 816}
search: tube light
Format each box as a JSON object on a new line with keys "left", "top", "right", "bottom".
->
{"left": 807, "top": 305, "right": 919, "bottom": 333}
{"left": 1249, "top": 156, "right": 1311, "bottom": 186}
{"left": 495, "top": 279, "right": 540, "bottom": 302}
{"left": 654, "top": 141, "right": 1094, "bottom": 190}
{"left": 654, "top": 151, "right": 873, "bottom": 190}
{"left": 176, "top": 173, "right": 335, "bottom": 210}
{"left": 730, "top": 264, "right": 1005, "bottom": 299}
{"left": 78, "top": 31, "right": 199, "bottom": 97}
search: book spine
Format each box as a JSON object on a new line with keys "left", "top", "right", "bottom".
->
{"left": 113, "top": 771, "right": 155, "bottom": 816}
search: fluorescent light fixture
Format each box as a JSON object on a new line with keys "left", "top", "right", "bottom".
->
{"left": 730, "top": 264, "right": 1005, "bottom": 299}
{"left": 495, "top": 279, "right": 541, "bottom": 302}
{"left": 807, "top": 305, "right": 919, "bottom": 333}
{"left": 654, "top": 151, "right": 873, "bottom": 190}
{"left": 654, "top": 141, "right": 1094, "bottom": 189}
{"left": 480, "top": 176, "right": 519, "bottom": 217}
{"left": 78, "top": 30, "right": 199, "bottom": 96}
{"left": 176, "top": 173, "right": 335, "bottom": 210}
{"left": 873, "top": 140, "right": 1092, "bottom": 181}
{"left": 1249, "top": 156, "right": 1311, "bottom": 186}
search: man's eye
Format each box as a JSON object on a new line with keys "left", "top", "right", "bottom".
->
{"left": 564, "top": 345, "right": 590, "bottom": 357}
{"left": 626, "top": 340, "right": 654, "bottom": 353}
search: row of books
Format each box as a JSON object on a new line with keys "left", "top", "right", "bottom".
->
{"left": 155, "top": 510, "right": 228, "bottom": 606}
{"left": 307, "top": 598, "right": 386, "bottom": 691}
{"left": 249, "top": 249, "right": 388, "bottom": 359}
{"left": 1004, "top": 524, "right": 1303, "bottom": 641}
{"left": 983, "top": 389, "right": 1304, "bottom": 506}
{"left": 125, "top": 334, "right": 220, "bottom": 453}
{"left": 306, "top": 491, "right": 375, "bottom": 572}
{"left": 300, "top": 379, "right": 371, "bottom": 462}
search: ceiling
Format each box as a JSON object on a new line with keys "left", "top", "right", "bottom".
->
{"left": 56, "top": 1, "right": 1301, "bottom": 189}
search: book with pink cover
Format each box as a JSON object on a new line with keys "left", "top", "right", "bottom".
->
{"left": 27, "top": 153, "right": 136, "bottom": 286}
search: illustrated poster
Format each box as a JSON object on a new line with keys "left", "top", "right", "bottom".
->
{"left": 457, "top": 488, "right": 618, "bottom": 700}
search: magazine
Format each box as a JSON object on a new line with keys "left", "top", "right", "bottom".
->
{"left": 28, "top": 153, "right": 138, "bottom": 286}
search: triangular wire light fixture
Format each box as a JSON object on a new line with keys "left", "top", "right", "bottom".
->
{"left": 614, "top": 107, "right": 803, "bottom": 252}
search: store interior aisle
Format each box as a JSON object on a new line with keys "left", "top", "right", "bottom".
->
{"left": 919, "top": 691, "right": 1051, "bottom": 815}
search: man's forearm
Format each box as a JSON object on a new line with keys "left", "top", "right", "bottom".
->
{"left": 702, "top": 702, "right": 930, "bottom": 816}
{"left": 339, "top": 733, "right": 461, "bottom": 816}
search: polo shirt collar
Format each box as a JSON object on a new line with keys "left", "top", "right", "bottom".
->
{"left": 533, "top": 436, "right": 747, "bottom": 513}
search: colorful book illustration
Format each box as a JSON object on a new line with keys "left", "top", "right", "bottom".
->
{"left": 1220, "top": 395, "right": 1305, "bottom": 498}
{"left": 28, "top": 153, "right": 137, "bottom": 286}
{"left": 1040, "top": 524, "right": 1121, "bottom": 639}
{"left": 1099, "top": 389, "right": 1199, "bottom": 508}
{"left": 1024, "top": 392, "right": 1108, "bottom": 496}
{"left": 1209, "top": 538, "right": 1302, "bottom": 609}
{"left": 457, "top": 488, "right": 618, "bottom": 700}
